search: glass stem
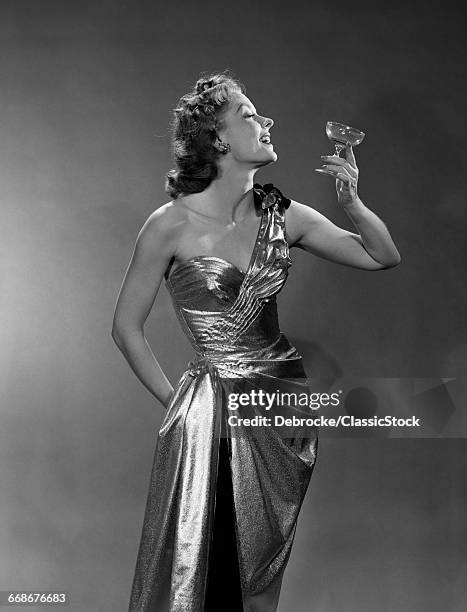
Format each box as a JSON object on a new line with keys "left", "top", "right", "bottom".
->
{"left": 334, "top": 142, "right": 345, "bottom": 157}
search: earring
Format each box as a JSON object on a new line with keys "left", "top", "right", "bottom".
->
{"left": 217, "top": 141, "right": 231, "bottom": 154}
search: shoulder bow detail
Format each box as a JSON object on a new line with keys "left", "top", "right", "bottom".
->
{"left": 253, "top": 183, "right": 292, "bottom": 210}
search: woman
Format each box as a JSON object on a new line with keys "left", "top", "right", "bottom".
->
{"left": 112, "top": 72, "right": 401, "bottom": 612}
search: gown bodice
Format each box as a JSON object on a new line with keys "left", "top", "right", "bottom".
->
{"left": 163, "top": 183, "right": 305, "bottom": 377}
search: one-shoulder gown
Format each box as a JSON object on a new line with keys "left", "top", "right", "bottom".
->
{"left": 128, "top": 184, "right": 319, "bottom": 611}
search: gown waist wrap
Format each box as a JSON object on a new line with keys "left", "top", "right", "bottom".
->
{"left": 187, "top": 351, "right": 307, "bottom": 380}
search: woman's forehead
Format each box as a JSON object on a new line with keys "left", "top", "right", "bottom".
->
{"left": 229, "top": 91, "right": 254, "bottom": 111}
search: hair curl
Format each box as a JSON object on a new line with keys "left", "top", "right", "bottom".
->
{"left": 165, "top": 71, "right": 246, "bottom": 199}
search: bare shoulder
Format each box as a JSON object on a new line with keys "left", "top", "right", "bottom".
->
{"left": 135, "top": 200, "right": 187, "bottom": 259}
{"left": 284, "top": 198, "right": 328, "bottom": 248}
{"left": 141, "top": 200, "right": 187, "bottom": 238}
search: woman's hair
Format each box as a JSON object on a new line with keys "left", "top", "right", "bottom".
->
{"left": 165, "top": 71, "right": 245, "bottom": 199}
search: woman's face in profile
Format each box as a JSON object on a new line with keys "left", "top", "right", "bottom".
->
{"left": 218, "top": 91, "right": 277, "bottom": 167}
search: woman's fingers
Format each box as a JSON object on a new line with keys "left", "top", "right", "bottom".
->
{"left": 336, "top": 170, "right": 354, "bottom": 183}
{"left": 314, "top": 166, "right": 355, "bottom": 185}
{"left": 320, "top": 155, "right": 358, "bottom": 177}
{"left": 317, "top": 163, "right": 358, "bottom": 179}
{"left": 315, "top": 145, "right": 359, "bottom": 202}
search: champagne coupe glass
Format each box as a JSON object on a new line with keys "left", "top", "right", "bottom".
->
{"left": 326, "top": 121, "right": 365, "bottom": 157}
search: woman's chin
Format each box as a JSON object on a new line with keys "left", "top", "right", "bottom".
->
{"left": 259, "top": 148, "right": 278, "bottom": 164}
{"left": 242, "top": 150, "right": 278, "bottom": 168}
{"left": 251, "top": 156, "right": 277, "bottom": 169}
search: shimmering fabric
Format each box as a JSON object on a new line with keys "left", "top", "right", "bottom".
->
{"left": 128, "top": 185, "right": 319, "bottom": 612}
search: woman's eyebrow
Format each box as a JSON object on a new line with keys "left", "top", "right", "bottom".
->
{"left": 236, "top": 103, "right": 257, "bottom": 114}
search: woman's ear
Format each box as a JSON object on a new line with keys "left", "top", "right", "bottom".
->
{"left": 215, "top": 138, "right": 231, "bottom": 154}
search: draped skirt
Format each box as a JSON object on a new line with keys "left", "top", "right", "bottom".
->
{"left": 128, "top": 358, "right": 319, "bottom": 612}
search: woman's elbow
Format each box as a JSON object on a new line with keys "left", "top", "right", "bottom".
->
{"left": 389, "top": 249, "right": 402, "bottom": 266}
{"left": 111, "top": 324, "right": 125, "bottom": 347}
{"left": 111, "top": 321, "right": 141, "bottom": 346}
{"left": 381, "top": 252, "right": 402, "bottom": 269}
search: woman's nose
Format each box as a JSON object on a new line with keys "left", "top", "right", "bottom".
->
{"left": 258, "top": 115, "right": 274, "bottom": 129}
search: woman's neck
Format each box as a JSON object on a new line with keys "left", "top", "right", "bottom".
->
{"left": 188, "top": 167, "right": 258, "bottom": 223}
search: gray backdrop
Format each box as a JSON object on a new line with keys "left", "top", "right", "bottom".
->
{"left": 1, "top": 1, "right": 466, "bottom": 610}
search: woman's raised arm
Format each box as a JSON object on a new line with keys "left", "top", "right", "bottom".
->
{"left": 286, "top": 144, "right": 401, "bottom": 270}
{"left": 111, "top": 204, "right": 178, "bottom": 409}
{"left": 286, "top": 199, "right": 401, "bottom": 270}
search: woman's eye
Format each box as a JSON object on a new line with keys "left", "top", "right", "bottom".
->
{"left": 244, "top": 114, "right": 256, "bottom": 119}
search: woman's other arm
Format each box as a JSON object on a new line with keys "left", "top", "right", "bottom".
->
{"left": 111, "top": 204, "right": 179, "bottom": 410}
{"left": 286, "top": 198, "right": 401, "bottom": 270}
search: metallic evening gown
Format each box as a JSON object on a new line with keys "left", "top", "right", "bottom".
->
{"left": 128, "top": 184, "right": 319, "bottom": 612}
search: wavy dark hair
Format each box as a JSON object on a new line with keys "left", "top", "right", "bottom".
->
{"left": 165, "top": 71, "right": 246, "bottom": 199}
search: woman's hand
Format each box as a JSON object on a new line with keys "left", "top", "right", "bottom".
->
{"left": 315, "top": 144, "right": 359, "bottom": 207}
